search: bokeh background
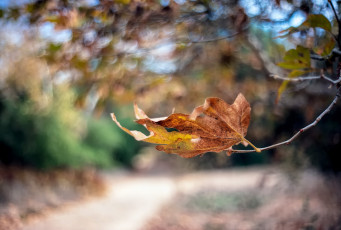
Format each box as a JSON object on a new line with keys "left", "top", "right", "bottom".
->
{"left": 0, "top": 0, "right": 340, "bottom": 229}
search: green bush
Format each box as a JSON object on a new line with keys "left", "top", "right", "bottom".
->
{"left": 84, "top": 117, "right": 142, "bottom": 168}
{"left": 0, "top": 88, "right": 142, "bottom": 170}
{"left": 0, "top": 96, "right": 106, "bottom": 169}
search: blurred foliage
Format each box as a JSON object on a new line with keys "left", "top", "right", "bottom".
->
{"left": 0, "top": 27, "right": 144, "bottom": 169}
{"left": 0, "top": 87, "right": 142, "bottom": 169}
{"left": 0, "top": 88, "right": 97, "bottom": 169}
{"left": 0, "top": 0, "right": 340, "bottom": 171}
{"left": 85, "top": 117, "right": 142, "bottom": 167}
{"left": 0, "top": 0, "right": 320, "bottom": 112}
{"left": 304, "top": 106, "right": 341, "bottom": 172}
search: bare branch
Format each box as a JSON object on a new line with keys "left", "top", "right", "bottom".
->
{"left": 310, "top": 53, "right": 327, "bottom": 61}
{"left": 329, "top": 0, "right": 341, "bottom": 29}
{"left": 332, "top": 48, "right": 341, "bottom": 56}
{"left": 229, "top": 87, "right": 341, "bottom": 154}
{"left": 328, "top": 0, "right": 341, "bottom": 48}
{"left": 270, "top": 74, "right": 341, "bottom": 85}
{"left": 176, "top": 27, "right": 249, "bottom": 44}
{"left": 181, "top": 33, "right": 239, "bottom": 44}
{"left": 104, "top": 28, "right": 248, "bottom": 58}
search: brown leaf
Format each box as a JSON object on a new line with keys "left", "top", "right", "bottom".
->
{"left": 111, "top": 93, "right": 257, "bottom": 158}
{"left": 197, "top": 94, "right": 251, "bottom": 137}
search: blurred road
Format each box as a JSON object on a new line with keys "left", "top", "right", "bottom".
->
{"left": 22, "top": 168, "right": 279, "bottom": 230}
{"left": 22, "top": 174, "right": 176, "bottom": 230}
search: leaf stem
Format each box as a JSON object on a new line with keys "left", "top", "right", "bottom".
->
{"left": 242, "top": 137, "right": 261, "bottom": 152}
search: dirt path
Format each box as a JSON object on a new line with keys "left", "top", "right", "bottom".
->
{"left": 22, "top": 168, "right": 279, "bottom": 230}
{"left": 22, "top": 175, "right": 176, "bottom": 230}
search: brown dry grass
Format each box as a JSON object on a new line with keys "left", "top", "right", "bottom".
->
{"left": 143, "top": 170, "right": 341, "bottom": 230}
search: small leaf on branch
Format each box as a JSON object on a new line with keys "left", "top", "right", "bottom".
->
{"left": 277, "top": 45, "right": 311, "bottom": 70}
{"left": 276, "top": 14, "right": 332, "bottom": 38}
{"left": 302, "top": 14, "right": 331, "bottom": 32}
{"left": 111, "top": 93, "right": 259, "bottom": 158}
{"left": 276, "top": 45, "right": 311, "bottom": 102}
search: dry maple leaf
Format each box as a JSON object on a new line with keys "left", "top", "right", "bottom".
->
{"left": 111, "top": 93, "right": 259, "bottom": 158}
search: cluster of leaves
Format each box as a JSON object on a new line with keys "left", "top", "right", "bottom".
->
{"left": 276, "top": 13, "right": 337, "bottom": 100}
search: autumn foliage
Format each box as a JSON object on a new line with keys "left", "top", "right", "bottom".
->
{"left": 112, "top": 93, "right": 259, "bottom": 158}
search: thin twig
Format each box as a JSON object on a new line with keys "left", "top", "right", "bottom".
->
{"left": 178, "top": 31, "right": 243, "bottom": 44}
{"left": 229, "top": 87, "right": 341, "bottom": 153}
{"left": 270, "top": 74, "right": 341, "bottom": 84}
{"left": 310, "top": 53, "right": 328, "bottom": 61}
{"left": 329, "top": 0, "right": 341, "bottom": 28}
{"left": 103, "top": 28, "right": 247, "bottom": 58}
{"left": 328, "top": 0, "right": 341, "bottom": 48}
{"left": 333, "top": 48, "right": 341, "bottom": 56}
